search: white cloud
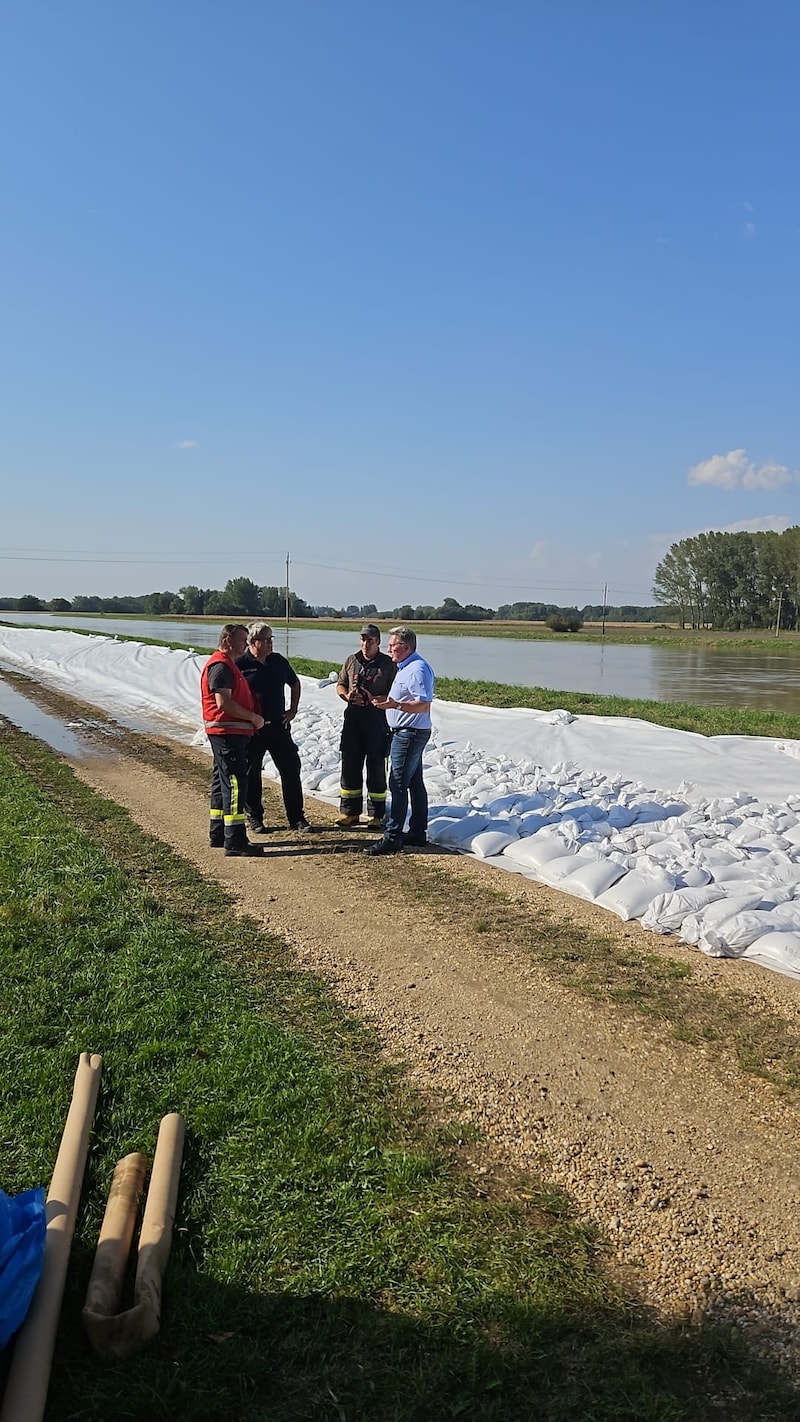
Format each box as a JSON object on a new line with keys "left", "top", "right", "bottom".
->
{"left": 528, "top": 539, "right": 549, "bottom": 568}
{"left": 175, "top": 439, "right": 197, "bottom": 450}
{"left": 688, "top": 449, "right": 795, "bottom": 491}
{"left": 717, "top": 515, "right": 793, "bottom": 535}
{"left": 743, "top": 221, "right": 756, "bottom": 239}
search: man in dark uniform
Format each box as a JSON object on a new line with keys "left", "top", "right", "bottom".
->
{"left": 335, "top": 624, "right": 396, "bottom": 828}
{"left": 236, "top": 622, "right": 311, "bottom": 834}
{"left": 200, "top": 624, "right": 265, "bottom": 857}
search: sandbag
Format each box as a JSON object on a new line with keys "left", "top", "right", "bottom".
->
{"left": 700, "top": 909, "right": 787, "bottom": 956}
{"left": 559, "top": 857, "right": 627, "bottom": 903}
{"left": 641, "top": 886, "right": 725, "bottom": 934}
{"left": 744, "top": 931, "right": 800, "bottom": 977}
{"left": 470, "top": 830, "right": 519, "bottom": 860}
{"left": 503, "top": 833, "right": 568, "bottom": 870}
{"left": 595, "top": 866, "right": 676, "bottom": 921}
{"left": 535, "top": 852, "right": 586, "bottom": 886}
{"left": 679, "top": 889, "right": 766, "bottom": 945}
{"left": 427, "top": 813, "right": 489, "bottom": 848}
{"left": 678, "top": 866, "right": 712, "bottom": 887}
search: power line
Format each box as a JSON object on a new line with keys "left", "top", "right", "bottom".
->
{"left": 0, "top": 549, "right": 653, "bottom": 597}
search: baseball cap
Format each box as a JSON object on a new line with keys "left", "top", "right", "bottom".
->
{"left": 360, "top": 623, "right": 380, "bottom": 639}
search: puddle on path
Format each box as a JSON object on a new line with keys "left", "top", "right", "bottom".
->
{"left": 0, "top": 675, "right": 117, "bottom": 761}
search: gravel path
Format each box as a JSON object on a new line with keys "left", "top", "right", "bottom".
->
{"left": 5, "top": 676, "right": 800, "bottom": 1374}
{"left": 75, "top": 745, "right": 800, "bottom": 1372}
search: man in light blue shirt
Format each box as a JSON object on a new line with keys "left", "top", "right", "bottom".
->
{"left": 364, "top": 626, "right": 435, "bottom": 856}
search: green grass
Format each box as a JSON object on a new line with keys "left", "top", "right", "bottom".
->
{"left": 1, "top": 735, "right": 797, "bottom": 1419}
{"left": 430, "top": 680, "right": 800, "bottom": 739}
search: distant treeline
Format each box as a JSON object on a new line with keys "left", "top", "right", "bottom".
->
{"left": 0, "top": 580, "right": 666, "bottom": 624}
{"left": 0, "top": 579, "right": 666, "bottom": 623}
{"left": 653, "top": 526, "right": 800, "bottom": 630}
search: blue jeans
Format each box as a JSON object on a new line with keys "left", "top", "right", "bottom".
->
{"left": 384, "top": 727, "right": 431, "bottom": 844}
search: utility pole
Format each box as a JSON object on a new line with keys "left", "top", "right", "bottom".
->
{"left": 285, "top": 552, "right": 290, "bottom": 654}
{"left": 776, "top": 589, "right": 783, "bottom": 638}
{"left": 601, "top": 582, "right": 608, "bottom": 638}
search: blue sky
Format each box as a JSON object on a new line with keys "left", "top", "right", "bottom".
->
{"left": 2, "top": 1, "right": 798, "bottom": 610}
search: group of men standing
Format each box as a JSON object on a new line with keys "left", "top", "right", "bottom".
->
{"left": 199, "top": 621, "right": 434, "bottom": 858}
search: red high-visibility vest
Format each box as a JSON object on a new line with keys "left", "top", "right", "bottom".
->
{"left": 200, "top": 650, "right": 256, "bottom": 736}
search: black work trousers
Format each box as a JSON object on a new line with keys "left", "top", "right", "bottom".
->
{"left": 245, "top": 721, "right": 304, "bottom": 827}
{"left": 209, "top": 733, "right": 249, "bottom": 848}
{"left": 339, "top": 710, "right": 390, "bottom": 819}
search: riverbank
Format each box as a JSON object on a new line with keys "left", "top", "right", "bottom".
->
{"left": 5, "top": 613, "right": 800, "bottom": 653}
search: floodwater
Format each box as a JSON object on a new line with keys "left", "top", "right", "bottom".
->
{"left": 0, "top": 675, "right": 106, "bottom": 759}
{"left": 3, "top": 612, "right": 800, "bottom": 713}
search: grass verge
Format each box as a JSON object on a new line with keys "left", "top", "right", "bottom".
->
{"left": 0, "top": 732, "right": 796, "bottom": 1420}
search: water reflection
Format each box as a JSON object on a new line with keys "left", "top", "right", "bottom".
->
{"left": 652, "top": 648, "right": 800, "bottom": 712}
{"left": 0, "top": 675, "right": 104, "bottom": 759}
{"left": 3, "top": 613, "right": 800, "bottom": 713}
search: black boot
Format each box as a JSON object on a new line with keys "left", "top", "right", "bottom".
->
{"left": 364, "top": 839, "right": 402, "bottom": 857}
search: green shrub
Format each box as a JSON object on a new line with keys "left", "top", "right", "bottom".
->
{"left": 545, "top": 614, "right": 584, "bottom": 633}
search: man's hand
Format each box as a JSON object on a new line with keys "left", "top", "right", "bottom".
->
{"left": 216, "top": 689, "right": 264, "bottom": 729}
{"left": 282, "top": 710, "right": 296, "bottom": 725}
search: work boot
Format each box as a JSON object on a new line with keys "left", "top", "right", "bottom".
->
{"left": 364, "top": 839, "right": 402, "bottom": 857}
{"left": 224, "top": 842, "right": 265, "bottom": 858}
{"left": 367, "top": 816, "right": 385, "bottom": 830}
{"left": 335, "top": 814, "right": 360, "bottom": 828}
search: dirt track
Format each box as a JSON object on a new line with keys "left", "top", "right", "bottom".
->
{"left": 6, "top": 675, "right": 800, "bottom": 1372}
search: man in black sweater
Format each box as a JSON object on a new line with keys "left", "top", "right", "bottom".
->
{"left": 236, "top": 622, "right": 310, "bottom": 833}
{"left": 335, "top": 624, "right": 396, "bottom": 827}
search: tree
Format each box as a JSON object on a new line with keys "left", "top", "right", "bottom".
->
{"left": 179, "top": 585, "right": 205, "bottom": 615}
{"left": 436, "top": 597, "right": 464, "bottom": 620}
{"left": 49, "top": 597, "right": 71, "bottom": 612}
{"left": 260, "top": 586, "right": 284, "bottom": 616}
{"left": 71, "top": 595, "right": 104, "bottom": 612}
{"left": 653, "top": 526, "right": 800, "bottom": 630}
{"left": 653, "top": 541, "right": 699, "bottom": 627}
{"left": 222, "top": 577, "right": 262, "bottom": 615}
{"left": 16, "top": 594, "right": 43, "bottom": 610}
{"left": 203, "top": 591, "right": 229, "bottom": 615}
{"left": 143, "top": 591, "right": 175, "bottom": 615}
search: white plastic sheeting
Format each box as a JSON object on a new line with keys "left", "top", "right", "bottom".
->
{"left": 3, "top": 626, "right": 800, "bottom": 980}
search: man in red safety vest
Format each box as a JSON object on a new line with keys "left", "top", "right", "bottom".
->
{"left": 200, "top": 624, "right": 265, "bottom": 857}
